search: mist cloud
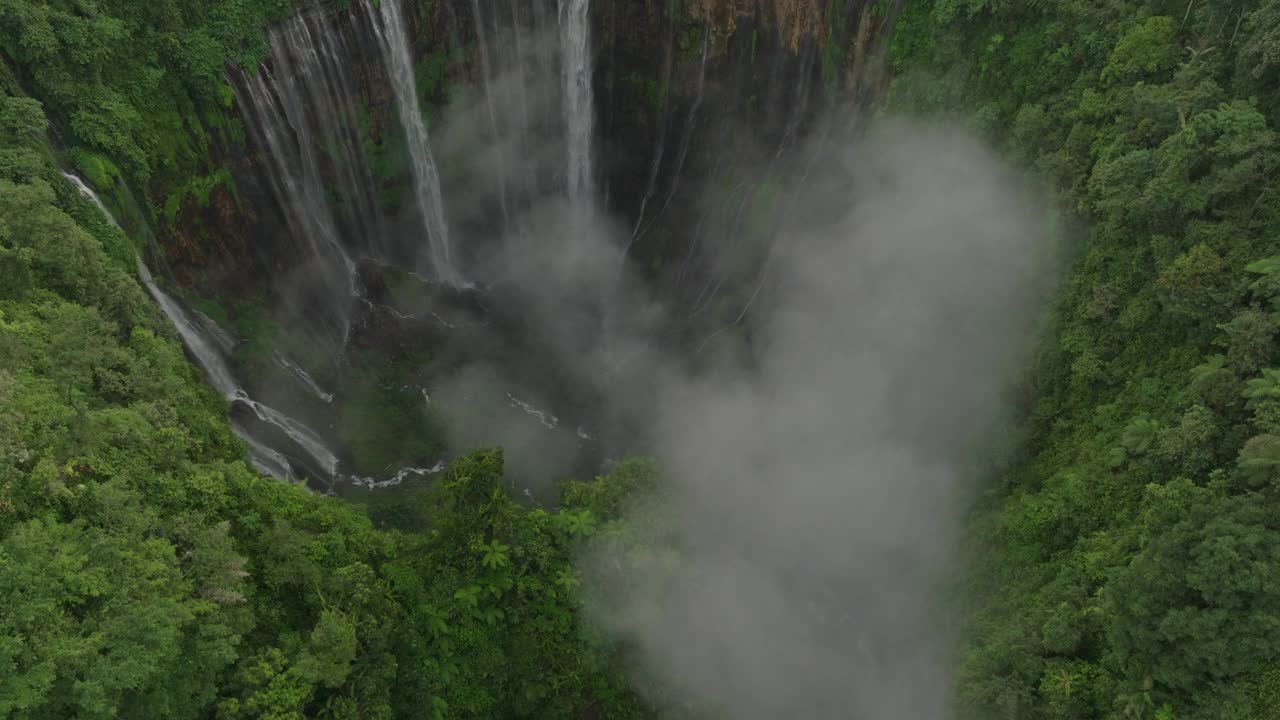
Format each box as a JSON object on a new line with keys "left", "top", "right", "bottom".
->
{"left": 419, "top": 26, "right": 668, "bottom": 490}
{"left": 410, "top": 20, "right": 1058, "bottom": 714}
{"left": 581, "top": 121, "right": 1058, "bottom": 718}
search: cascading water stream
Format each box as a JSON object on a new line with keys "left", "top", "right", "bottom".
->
{"left": 274, "top": 352, "right": 335, "bottom": 404}
{"left": 234, "top": 60, "right": 360, "bottom": 342}
{"left": 635, "top": 23, "right": 710, "bottom": 248}
{"left": 60, "top": 169, "right": 343, "bottom": 482}
{"left": 134, "top": 259, "right": 340, "bottom": 480}
{"left": 469, "top": 0, "right": 511, "bottom": 230}
{"left": 629, "top": 15, "right": 676, "bottom": 241}
{"left": 135, "top": 261, "right": 241, "bottom": 399}
{"left": 276, "top": 9, "right": 385, "bottom": 248}
{"left": 60, "top": 171, "right": 120, "bottom": 227}
{"left": 532, "top": 0, "right": 559, "bottom": 192}
{"left": 365, "top": 0, "right": 460, "bottom": 284}
{"left": 233, "top": 391, "right": 340, "bottom": 477}
{"left": 559, "top": 0, "right": 594, "bottom": 206}
{"left": 233, "top": 420, "right": 296, "bottom": 480}
{"left": 507, "top": 0, "right": 536, "bottom": 204}
{"left": 350, "top": 461, "right": 446, "bottom": 490}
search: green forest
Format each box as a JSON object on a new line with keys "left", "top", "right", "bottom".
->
{"left": 892, "top": 0, "right": 1280, "bottom": 717}
{"left": 3, "top": 0, "right": 1280, "bottom": 717}
{"left": 0, "top": 99, "right": 646, "bottom": 720}
{"left": 0, "top": 87, "right": 650, "bottom": 718}
{"left": 0, "top": 3, "right": 649, "bottom": 712}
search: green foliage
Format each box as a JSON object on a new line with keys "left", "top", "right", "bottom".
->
{"left": 1247, "top": 255, "right": 1280, "bottom": 308}
{"left": 1101, "top": 16, "right": 1181, "bottom": 86}
{"left": 892, "top": 0, "right": 1280, "bottom": 716}
{"left": 1246, "top": 368, "right": 1280, "bottom": 432}
{"left": 1241, "top": 0, "right": 1280, "bottom": 90}
{"left": 164, "top": 168, "right": 238, "bottom": 226}
{"left": 0, "top": 75, "right": 648, "bottom": 719}
{"left": 336, "top": 349, "right": 444, "bottom": 476}
{"left": 0, "top": 0, "right": 295, "bottom": 232}
{"left": 1238, "top": 434, "right": 1280, "bottom": 486}
{"left": 1219, "top": 306, "right": 1279, "bottom": 374}
{"left": 1110, "top": 416, "right": 1161, "bottom": 467}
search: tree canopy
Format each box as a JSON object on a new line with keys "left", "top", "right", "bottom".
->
{"left": 891, "top": 0, "right": 1280, "bottom": 716}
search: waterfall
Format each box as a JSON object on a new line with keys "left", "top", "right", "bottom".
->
{"left": 508, "top": 0, "right": 536, "bottom": 203}
{"left": 366, "top": 0, "right": 459, "bottom": 284}
{"left": 59, "top": 171, "right": 242, "bottom": 400}
{"left": 274, "top": 352, "right": 335, "bottom": 404}
{"left": 59, "top": 170, "right": 441, "bottom": 489}
{"left": 141, "top": 261, "right": 339, "bottom": 480}
{"left": 275, "top": 9, "right": 385, "bottom": 247}
{"left": 636, "top": 23, "right": 710, "bottom": 253}
{"left": 234, "top": 391, "right": 340, "bottom": 477}
{"left": 136, "top": 260, "right": 339, "bottom": 480}
{"left": 232, "top": 9, "right": 366, "bottom": 341}
{"left": 195, "top": 310, "right": 239, "bottom": 354}
{"left": 58, "top": 171, "right": 242, "bottom": 398}
{"left": 470, "top": 0, "right": 511, "bottom": 230}
{"left": 61, "top": 171, "right": 120, "bottom": 227}
{"left": 559, "top": 0, "right": 594, "bottom": 205}
{"left": 532, "top": 0, "right": 558, "bottom": 189}
{"left": 234, "top": 420, "right": 296, "bottom": 480}
{"left": 629, "top": 15, "right": 678, "bottom": 243}
{"left": 137, "top": 261, "right": 242, "bottom": 399}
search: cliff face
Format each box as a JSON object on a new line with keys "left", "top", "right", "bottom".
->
{"left": 159, "top": 0, "right": 900, "bottom": 303}
{"left": 597, "top": 0, "right": 897, "bottom": 213}
{"left": 592, "top": 0, "right": 899, "bottom": 303}
{"left": 162, "top": 135, "right": 285, "bottom": 296}
{"left": 160, "top": 3, "right": 409, "bottom": 297}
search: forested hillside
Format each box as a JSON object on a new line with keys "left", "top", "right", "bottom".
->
{"left": 0, "top": 121, "right": 646, "bottom": 720}
{"left": 890, "top": 1, "right": 1280, "bottom": 717}
{"left": 0, "top": 29, "right": 645, "bottom": 719}
{"left": 6, "top": 0, "right": 1280, "bottom": 717}
{"left": 0, "top": 0, "right": 287, "bottom": 217}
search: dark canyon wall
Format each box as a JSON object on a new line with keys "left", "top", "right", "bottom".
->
{"left": 147, "top": 0, "right": 901, "bottom": 303}
{"left": 594, "top": 0, "right": 901, "bottom": 304}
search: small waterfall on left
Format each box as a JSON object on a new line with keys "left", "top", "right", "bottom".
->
{"left": 62, "top": 172, "right": 343, "bottom": 486}
{"left": 60, "top": 171, "right": 120, "bottom": 227}
{"left": 134, "top": 260, "right": 241, "bottom": 399}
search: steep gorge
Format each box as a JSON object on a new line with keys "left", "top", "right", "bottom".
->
{"left": 12, "top": 0, "right": 1279, "bottom": 717}
{"left": 2, "top": 1, "right": 940, "bottom": 716}
{"left": 77, "top": 0, "right": 903, "bottom": 491}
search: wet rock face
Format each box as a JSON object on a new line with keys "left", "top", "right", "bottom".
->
{"left": 596, "top": 2, "right": 828, "bottom": 222}
{"left": 165, "top": 160, "right": 274, "bottom": 298}
{"left": 591, "top": 0, "right": 897, "bottom": 301}
{"left": 161, "top": 0, "right": 434, "bottom": 301}
{"left": 163, "top": 0, "right": 898, "bottom": 313}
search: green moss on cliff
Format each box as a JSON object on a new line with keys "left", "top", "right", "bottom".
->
{"left": 163, "top": 168, "right": 239, "bottom": 226}
{"left": 416, "top": 42, "right": 451, "bottom": 104}
{"left": 338, "top": 347, "right": 445, "bottom": 475}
